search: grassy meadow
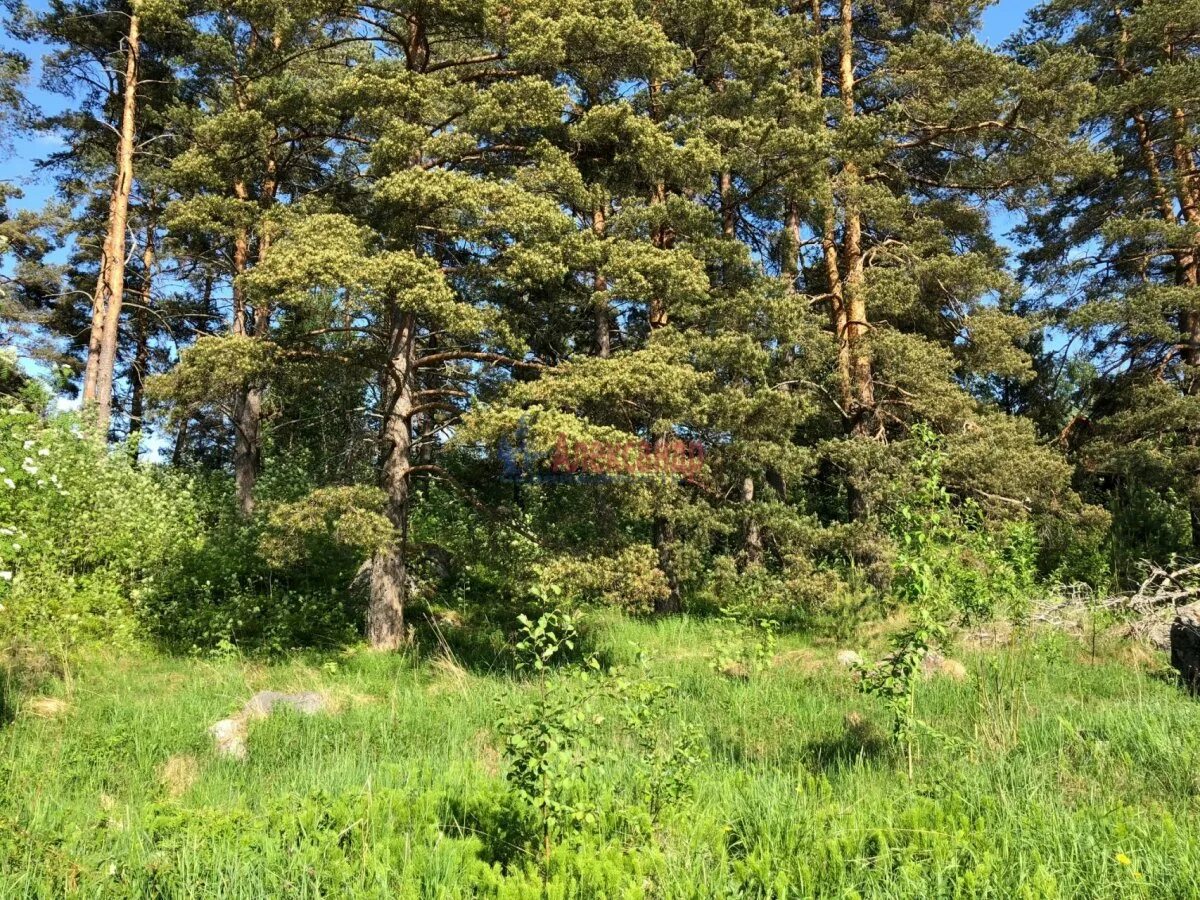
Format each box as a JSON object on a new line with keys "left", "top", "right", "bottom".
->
{"left": 2, "top": 616, "right": 1198, "bottom": 898}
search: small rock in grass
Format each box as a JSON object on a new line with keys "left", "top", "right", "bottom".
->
{"left": 208, "top": 718, "right": 247, "bottom": 760}
{"left": 208, "top": 691, "right": 330, "bottom": 759}
{"left": 835, "top": 650, "right": 862, "bottom": 667}
{"left": 240, "top": 690, "right": 328, "bottom": 719}
{"left": 921, "top": 651, "right": 968, "bottom": 681}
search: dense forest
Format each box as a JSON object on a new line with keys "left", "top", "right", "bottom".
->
{"left": 4, "top": 0, "right": 1200, "bottom": 895}
{"left": 2, "top": 0, "right": 1198, "bottom": 649}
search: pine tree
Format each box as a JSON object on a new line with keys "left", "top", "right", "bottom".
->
{"left": 1017, "top": 0, "right": 1200, "bottom": 560}
{"left": 16, "top": 0, "right": 192, "bottom": 433}
{"left": 0, "top": 40, "right": 63, "bottom": 376}
{"left": 217, "top": 0, "right": 591, "bottom": 647}
{"left": 159, "top": 0, "right": 356, "bottom": 512}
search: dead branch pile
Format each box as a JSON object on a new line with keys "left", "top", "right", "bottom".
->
{"left": 1030, "top": 561, "right": 1200, "bottom": 648}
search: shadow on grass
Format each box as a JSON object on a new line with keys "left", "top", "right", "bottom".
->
{"left": 0, "top": 642, "right": 65, "bottom": 726}
{"left": 410, "top": 604, "right": 624, "bottom": 677}
{"left": 440, "top": 787, "right": 538, "bottom": 870}
{"left": 802, "top": 717, "right": 891, "bottom": 772}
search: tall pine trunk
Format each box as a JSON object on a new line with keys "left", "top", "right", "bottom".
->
{"left": 368, "top": 309, "right": 417, "bottom": 650}
{"left": 229, "top": 173, "right": 276, "bottom": 517}
{"left": 810, "top": 0, "right": 853, "bottom": 414}
{"left": 1166, "top": 101, "right": 1200, "bottom": 547}
{"left": 839, "top": 0, "right": 875, "bottom": 441}
{"left": 83, "top": 12, "right": 139, "bottom": 436}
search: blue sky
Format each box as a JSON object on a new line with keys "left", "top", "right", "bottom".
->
{"left": 981, "top": 0, "right": 1039, "bottom": 46}
{"left": 2, "top": 2, "right": 60, "bottom": 212}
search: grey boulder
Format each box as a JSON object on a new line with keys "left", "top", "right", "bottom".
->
{"left": 209, "top": 690, "right": 330, "bottom": 759}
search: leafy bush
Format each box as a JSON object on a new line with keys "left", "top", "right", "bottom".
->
{"left": 141, "top": 472, "right": 370, "bottom": 654}
{"left": 498, "top": 610, "right": 704, "bottom": 884}
{"left": 0, "top": 401, "right": 196, "bottom": 647}
{"left": 889, "top": 425, "right": 1039, "bottom": 622}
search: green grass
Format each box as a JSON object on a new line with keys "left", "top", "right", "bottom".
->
{"left": 2, "top": 616, "right": 1199, "bottom": 898}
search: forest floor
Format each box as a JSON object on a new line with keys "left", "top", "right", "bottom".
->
{"left": 2, "top": 615, "right": 1199, "bottom": 898}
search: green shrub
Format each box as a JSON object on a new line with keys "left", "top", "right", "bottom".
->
{"left": 0, "top": 402, "right": 195, "bottom": 647}
{"left": 890, "top": 425, "right": 1039, "bottom": 622}
{"left": 140, "top": 471, "right": 368, "bottom": 654}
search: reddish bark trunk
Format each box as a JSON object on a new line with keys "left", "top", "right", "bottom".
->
{"left": 83, "top": 13, "right": 140, "bottom": 436}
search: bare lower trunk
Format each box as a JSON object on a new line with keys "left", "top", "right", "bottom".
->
{"left": 592, "top": 204, "right": 610, "bottom": 357}
{"left": 231, "top": 213, "right": 272, "bottom": 517}
{"left": 742, "top": 475, "right": 762, "bottom": 566}
{"left": 84, "top": 13, "right": 140, "bottom": 436}
{"left": 822, "top": 203, "right": 852, "bottom": 413}
{"left": 127, "top": 232, "right": 153, "bottom": 459}
{"left": 232, "top": 388, "right": 262, "bottom": 517}
{"left": 839, "top": 0, "right": 875, "bottom": 441}
{"left": 368, "top": 310, "right": 417, "bottom": 650}
{"left": 83, "top": 193, "right": 118, "bottom": 403}
{"left": 653, "top": 514, "right": 682, "bottom": 614}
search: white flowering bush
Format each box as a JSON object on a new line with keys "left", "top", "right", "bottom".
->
{"left": 0, "top": 399, "right": 197, "bottom": 646}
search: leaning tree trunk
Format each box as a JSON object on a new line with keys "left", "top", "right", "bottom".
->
{"left": 368, "top": 310, "right": 417, "bottom": 650}
{"left": 84, "top": 12, "right": 140, "bottom": 436}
